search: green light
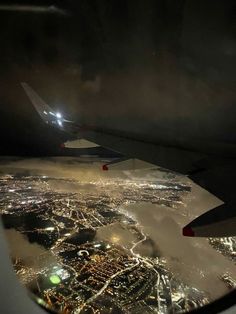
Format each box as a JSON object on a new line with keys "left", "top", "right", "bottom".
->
{"left": 49, "top": 274, "right": 61, "bottom": 285}
{"left": 37, "top": 298, "right": 45, "bottom": 306}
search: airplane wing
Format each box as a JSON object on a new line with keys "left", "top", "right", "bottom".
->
{"left": 21, "top": 82, "right": 94, "bottom": 142}
{"left": 21, "top": 82, "right": 61, "bottom": 123}
{"left": 21, "top": 82, "right": 236, "bottom": 237}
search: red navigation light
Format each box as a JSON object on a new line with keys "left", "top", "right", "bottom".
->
{"left": 182, "top": 226, "right": 195, "bottom": 237}
{"left": 60, "top": 143, "right": 65, "bottom": 149}
{"left": 102, "top": 164, "right": 109, "bottom": 171}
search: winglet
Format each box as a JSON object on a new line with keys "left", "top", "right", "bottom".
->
{"left": 21, "top": 82, "right": 53, "bottom": 122}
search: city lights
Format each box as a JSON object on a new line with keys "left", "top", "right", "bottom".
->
{"left": 0, "top": 171, "right": 232, "bottom": 314}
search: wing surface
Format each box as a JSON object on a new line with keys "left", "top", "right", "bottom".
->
{"left": 22, "top": 82, "right": 236, "bottom": 237}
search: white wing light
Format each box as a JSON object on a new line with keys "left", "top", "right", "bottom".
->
{"left": 56, "top": 112, "right": 62, "bottom": 119}
{"left": 57, "top": 120, "right": 63, "bottom": 127}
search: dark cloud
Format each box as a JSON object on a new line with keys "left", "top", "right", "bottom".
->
{"left": 0, "top": 1, "right": 235, "bottom": 156}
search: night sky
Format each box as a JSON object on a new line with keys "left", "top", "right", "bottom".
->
{"left": 0, "top": 0, "right": 235, "bottom": 156}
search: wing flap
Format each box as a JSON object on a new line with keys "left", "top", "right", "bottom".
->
{"left": 183, "top": 204, "right": 236, "bottom": 237}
